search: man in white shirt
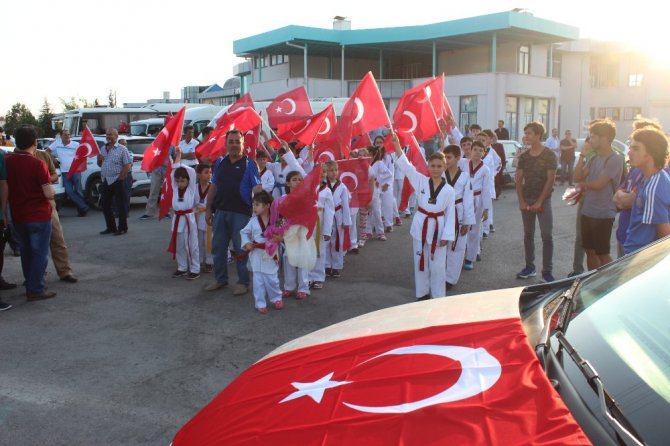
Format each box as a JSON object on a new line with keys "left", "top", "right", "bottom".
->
{"left": 544, "top": 128, "right": 561, "bottom": 163}
{"left": 179, "top": 125, "right": 198, "bottom": 167}
{"left": 51, "top": 130, "right": 89, "bottom": 216}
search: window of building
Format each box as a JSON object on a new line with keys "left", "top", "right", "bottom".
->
{"left": 518, "top": 45, "right": 530, "bottom": 74}
{"left": 521, "top": 97, "right": 533, "bottom": 128}
{"left": 628, "top": 73, "right": 644, "bottom": 87}
{"left": 624, "top": 107, "right": 643, "bottom": 120}
{"left": 254, "top": 56, "right": 268, "bottom": 69}
{"left": 270, "top": 54, "right": 288, "bottom": 66}
{"left": 590, "top": 57, "right": 619, "bottom": 88}
{"left": 595, "top": 107, "right": 621, "bottom": 121}
{"left": 505, "top": 96, "right": 518, "bottom": 141}
{"left": 535, "top": 98, "right": 549, "bottom": 126}
{"left": 459, "top": 95, "right": 478, "bottom": 128}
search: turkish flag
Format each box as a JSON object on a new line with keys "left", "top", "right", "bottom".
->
{"left": 278, "top": 166, "right": 321, "bottom": 239}
{"left": 313, "top": 105, "right": 337, "bottom": 145}
{"left": 244, "top": 125, "right": 261, "bottom": 160}
{"left": 337, "top": 72, "right": 391, "bottom": 159}
{"left": 400, "top": 135, "right": 428, "bottom": 211}
{"left": 266, "top": 86, "right": 313, "bottom": 128}
{"left": 158, "top": 161, "right": 172, "bottom": 221}
{"left": 393, "top": 77, "right": 442, "bottom": 142}
{"left": 141, "top": 106, "right": 185, "bottom": 172}
{"left": 441, "top": 92, "right": 455, "bottom": 132}
{"left": 225, "top": 92, "right": 255, "bottom": 118}
{"left": 67, "top": 127, "right": 99, "bottom": 179}
{"left": 338, "top": 158, "right": 371, "bottom": 208}
{"left": 197, "top": 108, "right": 263, "bottom": 159}
{"left": 351, "top": 132, "right": 372, "bottom": 150}
{"left": 314, "top": 143, "right": 341, "bottom": 163}
{"left": 276, "top": 105, "right": 333, "bottom": 148}
{"left": 172, "top": 317, "right": 590, "bottom": 446}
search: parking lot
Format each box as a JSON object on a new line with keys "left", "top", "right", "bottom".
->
{"left": 0, "top": 186, "right": 605, "bottom": 445}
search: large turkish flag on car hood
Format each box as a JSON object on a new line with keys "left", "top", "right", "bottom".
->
{"left": 172, "top": 311, "right": 590, "bottom": 445}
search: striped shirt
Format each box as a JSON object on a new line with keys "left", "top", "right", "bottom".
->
{"left": 624, "top": 169, "right": 670, "bottom": 254}
{"left": 100, "top": 142, "right": 132, "bottom": 185}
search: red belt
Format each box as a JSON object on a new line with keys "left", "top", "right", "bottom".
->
{"left": 452, "top": 198, "right": 463, "bottom": 251}
{"left": 235, "top": 241, "right": 278, "bottom": 262}
{"left": 417, "top": 207, "right": 444, "bottom": 271}
{"left": 473, "top": 190, "right": 482, "bottom": 196}
{"left": 168, "top": 209, "right": 194, "bottom": 259}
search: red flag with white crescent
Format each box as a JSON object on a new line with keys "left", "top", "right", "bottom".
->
{"left": 224, "top": 92, "right": 255, "bottom": 118}
{"left": 313, "top": 105, "right": 337, "bottom": 145}
{"left": 172, "top": 317, "right": 591, "bottom": 446}
{"left": 393, "top": 77, "right": 442, "bottom": 142}
{"left": 67, "top": 127, "right": 100, "bottom": 179}
{"left": 400, "top": 134, "right": 428, "bottom": 211}
{"left": 141, "top": 106, "right": 186, "bottom": 172}
{"left": 158, "top": 161, "right": 173, "bottom": 221}
{"left": 266, "top": 86, "right": 313, "bottom": 128}
{"left": 197, "top": 108, "right": 263, "bottom": 159}
{"left": 314, "top": 144, "right": 342, "bottom": 163}
{"left": 276, "top": 105, "right": 334, "bottom": 148}
{"left": 338, "top": 157, "right": 371, "bottom": 208}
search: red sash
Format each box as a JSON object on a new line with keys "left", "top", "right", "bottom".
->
{"left": 168, "top": 209, "right": 194, "bottom": 259}
{"left": 417, "top": 207, "right": 445, "bottom": 271}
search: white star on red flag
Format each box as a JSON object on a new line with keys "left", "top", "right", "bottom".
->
{"left": 280, "top": 372, "right": 351, "bottom": 404}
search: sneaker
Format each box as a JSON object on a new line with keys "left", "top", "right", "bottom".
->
{"left": 331, "top": 269, "right": 341, "bottom": 278}
{"left": 282, "top": 290, "right": 295, "bottom": 298}
{"left": 257, "top": 307, "right": 268, "bottom": 314}
{"left": 385, "top": 226, "right": 393, "bottom": 233}
{"left": 516, "top": 266, "right": 537, "bottom": 279}
{"left": 416, "top": 294, "right": 431, "bottom": 301}
{"left": 377, "top": 234, "right": 387, "bottom": 241}
{"left": 227, "top": 256, "right": 234, "bottom": 264}
{"left": 394, "top": 217, "right": 403, "bottom": 226}
{"left": 274, "top": 300, "right": 284, "bottom": 310}
{"left": 358, "top": 239, "right": 366, "bottom": 247}
{"left": 203, "top": 264, "right": 213, "bottom": 273}
{"left": 172, "top": 270, "right": 187, "bottom": 278}
{"left": 463, "top": 261, "right": 474, "bottom": 271}
{"left": 325, "top": 268, "right": 333, "bottom": 277}
{"left": 482, "top": 232, "right": 488, "bottom": 239}
{"left": 490, "top": 224, "right": 495, "bottom": 233}
{"left": 233, "top": 284, "right": 248, "bottom": 295}
{"left": 312, "top": 281, "right": 323, "bottom": 290}
{"left": 139, "top": 214, "right": 154, "bottom": 220}
{"left": 360, "top": 233, "right": 371, "bottom": 241}
{"left": 186, "top": 272, "right": 200, "bottom": 280}
{"left": 296, "top": 292, "right": 308, "bottom": 300}
{"left": 0, "top": 278, "right": 17, "bottom": 290}
{"left": 567, "top": 270, "right": 583, "bottom": 278}
{"left": 541, "top": 272, "right": 555, "bottom": 283}
{"left": 349, "top": 248, "right": 359, "bottom": 255}
{"left": 0, "top": 300, "right": 12, "bottom": 311}
{"left": 476, "top": 254, "right": 482, "bottom": 262}
{"left": 204, "top": 281, "right": 228, "bottom": 291}
{"left": 445, "top": 282, "right": 454, "bottom": 291}
{"left": 404, "top": 210, "right": 412, "bottom": 218}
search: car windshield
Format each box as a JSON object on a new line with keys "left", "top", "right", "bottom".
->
{"left": 130, "top": 124, "right": 147, "bottom": 136}
{"left": 125, "top": 140, "right": 152, "bottom": 155}
{"left": 557, "top": 238, "right": 670, "bottom": 442}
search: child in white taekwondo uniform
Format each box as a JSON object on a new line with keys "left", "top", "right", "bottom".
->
{"left": 266, "top": 143, "right": 307, "bottom": 198}
{"left": 241, "top": 191, "right": 283, "bottom": 314}
{"left": 169, "top": 148, "right": 200, "bottom": 279}
{"left": 280, "top": 171, "right": 312, "bottom": 300}
{"left": 479, "top": 130, "right": 501, "bottom": 236}
{"left": 195, "top": 164, "right": 214, "bottom": 273}
{"left": 443, "top": 145, "right": 475, "bottom": 289}
{"left": 308, "top": 168, "right": 334, "bottom": 290}
{"left": 365, "top": 145, "right": 393, "bottom": 241}
{"left": 392, "top": 133, "right": 456, "bottom": 301}
{"left": 324, "top": 160, "right": 352, "bottom": 278}
{"left": 256, "top": 150, "right": 275, "bottom": 194}
{"left": 463, "top": 140, "right": 492, "bottom": 271}
{"left": 373, "top": 135, "right": 397, "bottom": 232}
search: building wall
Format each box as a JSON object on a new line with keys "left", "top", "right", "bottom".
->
{"left": 530, "top": 44, "right": 549, "bottom": 77}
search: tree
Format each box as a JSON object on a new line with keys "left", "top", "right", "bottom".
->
{"left": 59, "top": 96, "right": 99, "bottom": 111}
{"left": 37, "top": 98, "right": 56, "bottom": 138}
{"left": 4, "top": 102, "right": 38, "bottom": 136}
{"left": 108, "top": 89, "right": 117, "bottom": 108}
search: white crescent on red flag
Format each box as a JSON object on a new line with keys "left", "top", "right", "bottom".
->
{"left": 172, "top": 316, "right": 591, "bottom": 446}
{"left": 337, "top": 72, "right": 391, "bottom": 159}
{"left": 337, "top": 158, "right": 372, "bottom": 208}
{"left": 266, "top": 86, "right": 313, "bottom": 128}
{"left": 313, "top": 105, "right": 337, "bottom": 145}
{"left": 400, "top": 134, "right": 429, "bottom": 211}
{"left": 314, "top": 144, "right": 341, "bottom": 163}
{"left": 197, "top": 108, "right": 263, "bottom": 160}
{"left": 67, "top": 127, "right": 100, "bottom": 179}
{"left": 393, "top": 76, "right": 443, "bottom": 142}
{"left": 224, "top": 92, "right": 255, "bottom": 119}
{"left": 158, "top": 161, "right": 173, "bottom": 221}
{"left": 244, "top": 125, "right": 261, "bottom": 160}
{"left": 276, "top": 105, "right": 334, "bottom": 148}
{"left": 141, "top": 106, "right": 186, "bottom": 172}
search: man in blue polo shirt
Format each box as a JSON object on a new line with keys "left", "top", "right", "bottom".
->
{"left": 205, "top": 129, "right": 261, "bottom": 294}
{"left": 623, "top": 127, "right": 670, "bottom": 254}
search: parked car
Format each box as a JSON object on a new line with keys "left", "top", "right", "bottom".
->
{"left": 172, "top": 236, "right": 670, "bottom": 446}
{"left": 497, "top": 139, "right": 523, "bottom": 184}
{"left": 574, "top": 138, "right": 628, "bottom": 163}
{"left": 65, "top": 136, "right": 154, "bottom": 207}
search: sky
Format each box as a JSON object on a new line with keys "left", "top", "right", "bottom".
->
{"left": 1, "top": 0, "right": 661, "bottom": 117}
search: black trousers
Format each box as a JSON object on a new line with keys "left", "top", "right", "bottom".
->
{"left": 101, "top": 179, "right": 128, "bottom": 232}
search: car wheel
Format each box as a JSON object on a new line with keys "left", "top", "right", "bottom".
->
{"left": 85, "top": 176, "right": 103, "bottom": 209}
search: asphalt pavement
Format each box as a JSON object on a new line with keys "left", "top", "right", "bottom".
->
{"left": 0, "top": 184, "right": 609, "bottom": 445}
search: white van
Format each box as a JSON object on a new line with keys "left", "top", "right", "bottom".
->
{"left": 130, "top": 105, "right": 223, "bottom": 137}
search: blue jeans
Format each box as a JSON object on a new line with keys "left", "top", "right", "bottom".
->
{"left": 63, "top": 172, "right": 89, "bottom": 212}
{"left": 560, "top": 161, "right": 574, "bottom": 184}
{"left": 211, "top": 210, "right": 250, "bottom": 286}
{"left": 14, "top": 221, "right": 52, "bottom": 294}
{"left": 521, "top": 197, "right": 553, "bottom": 274}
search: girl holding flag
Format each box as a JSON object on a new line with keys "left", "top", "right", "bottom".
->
{"left": 391, "top": 132, "right": 456, "bottom": 300}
